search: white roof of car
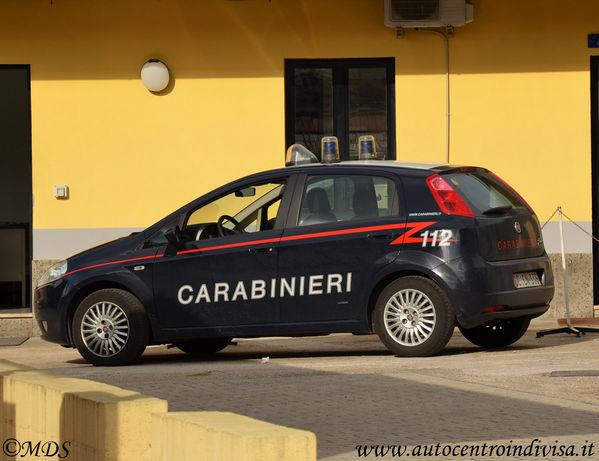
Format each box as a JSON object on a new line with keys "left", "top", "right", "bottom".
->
{"left": 340, "top": 160, "right": 446, "bottom": 170}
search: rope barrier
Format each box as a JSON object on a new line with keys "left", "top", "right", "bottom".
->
{"left": 536, "top": 206, "right": 599, "bottom": 338}
{"left": 540, "top": 207, "right": 558, "bottom": 230}
{"left": 541, "top": 206, "right": 599, "bottom": 243}
{"left": 560, "top": 210, "right": 599, "bottom": 245}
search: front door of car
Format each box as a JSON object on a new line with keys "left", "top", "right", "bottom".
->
{"left": 151, "top": 176, "right": 292, "bottom": 335}
{"left": 277, "top": 172, "right": 405, "bottom": 330}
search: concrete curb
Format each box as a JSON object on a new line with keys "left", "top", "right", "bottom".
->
{"left": 0, "top": 360, "right": 317, "bottom": 461}
{"left": 152, "top": 411, "right": 317, "bottom": 461}
{"left": 0, "top": 359, "right": 167, "bottom": 460}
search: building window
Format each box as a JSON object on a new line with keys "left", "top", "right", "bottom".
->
{"left": 285, "top": 58, "right": 396, "bottom": 161}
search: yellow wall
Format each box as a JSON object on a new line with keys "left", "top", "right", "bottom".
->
{"left": 0, "top": 0, "right": 597, "bottom": 229}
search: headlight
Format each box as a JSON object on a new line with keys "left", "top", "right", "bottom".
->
{"left": 37, "top": 261, "right": 68, "bottom": 287}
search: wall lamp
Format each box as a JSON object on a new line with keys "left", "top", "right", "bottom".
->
{"left": 141, "top": 59, "right": 170, "bottom": 92}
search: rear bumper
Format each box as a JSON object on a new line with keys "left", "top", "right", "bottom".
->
{"left": 438, "top": 253, "right": 554, "bottom": 328}
{"left": 458, "top": 302, "right": 550, "bottom": 329}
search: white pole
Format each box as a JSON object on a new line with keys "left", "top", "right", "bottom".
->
{"left": 558, "top": 206, "right": 572, "bottom": 328}
{"left": 444, "top": 32, "right": 449, "bottom": 164}
{"left": 414, "top": 28, "right": 450, "bottom": 163}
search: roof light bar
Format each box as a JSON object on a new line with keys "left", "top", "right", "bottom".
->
{"left": 285, "top": 144, "right": 319, "bottom": 167}
{"left": 321, "top": 136, "right": 340, "bottom": 164}
{"left": 358, "top": 135, "right": 376, "bottom": 160}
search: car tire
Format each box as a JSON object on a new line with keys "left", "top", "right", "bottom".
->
{"left": 373, "top": 276, "right": 455, "bottom": 357}
{"left": 174, "top": 338, "right": 232, "bottom": 355}
{"left": 72, "top": 288, "right": 149, "bottom": 366}
{"left": 458, "top": 317, "right": 530, "bottom": 348}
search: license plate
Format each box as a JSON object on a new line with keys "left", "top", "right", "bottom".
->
{"left": 513, "top": 272, "right": 542, "bottom": 289}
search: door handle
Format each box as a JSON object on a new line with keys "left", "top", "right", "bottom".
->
{"left": 249, "top": 246, "right": 274, "bottom": 254}
{"left": 367, "top": 233, "right": 395, "bottom": 241}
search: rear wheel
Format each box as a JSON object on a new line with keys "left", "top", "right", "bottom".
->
{"left": 72, "top": 289, "right": 149, "bottom": 366}
{"left": 458, "top": 317, "right": 530, "bottom": 348}
{"left": 373, "top": 276, "right": 455, "bottom": 357}
{"left": 174, "top": 338, "right": 232, "bottom": 355}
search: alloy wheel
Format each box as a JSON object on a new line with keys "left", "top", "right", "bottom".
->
{"left": 81, "top": 301, "right": 130, "bottom": 357}
{"left": 383, "top": 288, "right": 436, "bottom": 346}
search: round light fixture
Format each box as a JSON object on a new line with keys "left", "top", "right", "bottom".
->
{"left": 141, "top": 59, "right": 170, "bottom": 92}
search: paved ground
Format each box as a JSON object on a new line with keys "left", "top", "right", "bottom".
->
{"left": 2, "top": 317, "right": 599, "bottom": 460}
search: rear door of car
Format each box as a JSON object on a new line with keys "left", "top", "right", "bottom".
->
{"left": 276, "top": 168, "right": 406, "bottom": 331}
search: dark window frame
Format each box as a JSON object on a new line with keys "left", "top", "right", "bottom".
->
{"left": 285, "top": 58, "right": 396, "bottom": 161}
{"left": 0, "top": 64, "right": 32, "bottom": 313}
{"left": 591, "top": 56, "right": 599, "bottom": 304}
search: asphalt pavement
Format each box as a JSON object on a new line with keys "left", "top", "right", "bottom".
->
{"left": 2, "top": 317, "right": 599, "bottom": 460}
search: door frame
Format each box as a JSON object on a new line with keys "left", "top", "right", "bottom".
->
{"left": 591, "top": 56, "right": 599, "bottom": 304}
{"left": 0, "top": 64, "right": 32, "bottom": 314}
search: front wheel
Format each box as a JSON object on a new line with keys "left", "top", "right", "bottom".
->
{"left": 72, "top": 288, "right": 149, "bottom": 366}
{"left": 458, "top": 317, "right": 530, "bottom": 348}
{"left": 373, "top": 276, "right": 455, "bottom": 357}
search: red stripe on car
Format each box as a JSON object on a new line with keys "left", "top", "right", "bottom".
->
{"left": 63, "top": 221, "right": 439, "bottom": 276}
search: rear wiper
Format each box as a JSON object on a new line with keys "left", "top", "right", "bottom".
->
{"left": 482, "top": 205, "right": 512, "bottom": 215}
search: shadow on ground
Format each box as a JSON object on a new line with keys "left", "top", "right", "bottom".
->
{"left": 61, "top": 327, "right": 598, "bottom": 366}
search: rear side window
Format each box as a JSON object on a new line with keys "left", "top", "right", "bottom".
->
{"left": 298, "top": 175, "right": 399, "bottom": 226}
{"left": 444, "top": 171, "right": 525, "bottom": 215}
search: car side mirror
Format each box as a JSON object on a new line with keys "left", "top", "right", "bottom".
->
{"left": 235, "top": 187, "right": 256, "bottom": 198}
{"left": 164, "top": 225, "right": 182, "bottom": 257}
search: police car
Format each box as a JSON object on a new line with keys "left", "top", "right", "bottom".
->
{"left": 35, "top": 141, "right": 554, "bottom": 366}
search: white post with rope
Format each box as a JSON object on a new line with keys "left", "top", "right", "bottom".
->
{"left": 537, "top": 205, "right": 599, "bottom": 338}
{"left": 558, "top": 206, "right": 572, "bottom": 329}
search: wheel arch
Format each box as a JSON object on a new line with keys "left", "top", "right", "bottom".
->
{"left": 65, "top": 281, "right": 154, "bottom": 344}
{"left": 367, "top": 268, "right": 456, "bottom": 331}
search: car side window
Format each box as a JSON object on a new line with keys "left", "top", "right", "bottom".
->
{"left": 298, "top": 175, "right": 398, "bottom": 226}
{"left": 142, "top": 219, "right": 179, "bottom": 249}
{"left": 183, "top": 179, "right": 288, "bottom": 241}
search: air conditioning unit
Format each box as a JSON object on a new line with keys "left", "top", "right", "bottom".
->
{"left": 384, "top": 0, "right": 473, "bottom": 28}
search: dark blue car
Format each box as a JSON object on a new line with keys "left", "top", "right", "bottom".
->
{"left": 35, "top": 154, "right": 554, "bottom": 365}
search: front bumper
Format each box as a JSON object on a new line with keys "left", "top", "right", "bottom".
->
{"left": 34, "top": 278, "right": 73, "bottom": 345}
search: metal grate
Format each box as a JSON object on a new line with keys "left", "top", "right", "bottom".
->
{"left": 391, "top": 0, "right": 440, "bottom": 21}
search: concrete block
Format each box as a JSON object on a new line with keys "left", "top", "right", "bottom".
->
{"left": 0, "top": 317, "right": 32, "bottom": 344}
{"left": 152, "top": 411, "right": 317, "bottom": 461}
{"left": 0, "top": 359, "right": 168, "bottom": 460}
{"left": 548, "top": 253, "right": 594, "bottom": 318}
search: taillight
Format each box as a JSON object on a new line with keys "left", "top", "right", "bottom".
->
{"left": 488, "top": 171, "right": 534, "bottom": 213}
{"left": 426, "top": 174, "right": 474, "bottom": 218}
{"left": 482, "top": 305, "right": 506, "bottom": 314}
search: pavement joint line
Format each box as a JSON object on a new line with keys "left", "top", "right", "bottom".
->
{"left": 550, "top": 369, "right": 599, "bottom": 377}
{"left": 380, "top": 371, "right": 599, "bottom": 413}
